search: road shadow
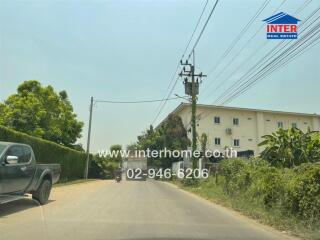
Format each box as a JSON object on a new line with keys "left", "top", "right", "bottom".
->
{"left": 0, "top": 198, "right": 55, "bottom": 218}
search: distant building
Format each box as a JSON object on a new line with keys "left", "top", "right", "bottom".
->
{"left": 159, "top": 103, "right": 320, "bottom": 155}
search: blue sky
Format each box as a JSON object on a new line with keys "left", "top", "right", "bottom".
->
{"left": 1, "top": 0, "right": 320, "bottom": 152}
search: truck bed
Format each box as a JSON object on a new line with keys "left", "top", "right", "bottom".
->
{"left": 36, "top": 164, "right": 61, "bottom": 184}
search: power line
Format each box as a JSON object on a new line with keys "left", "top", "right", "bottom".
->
{"left": 296, "top": 0, "right": 313, "bottom": 13}
{"left": 205, "top": 0, "right": 271, "bottom": 77}
{"left": 215, "top": 6, "right": 320, "bottom": 103}
{"left": 216, "top": 15, "right": 320, "bottom": 105}
{"left": 220, "top": 36, "right": 320, "bottom": 105}
{"left": 151, "top": 0, "right": 218, "bottom": 126}
{"left": 94, "top": 97, "right": 180, "bottom": 104}
{"left": 151, "top": 0, "right": 211, "bottom": 125}
{"left": 211, "top": 2, "right": 319, "bottom": 104}
{"left": 202, "top": 0, "right": 313, "bottom": 102}
{"left": 187, "top": 0, "right": 219, "bottom": 60}
{"left": 220, "top": 23, "right": 320, "bottom": 105}
{"left": 196, "top": 31, "right": 320, "bottom": 124}
{"left": 150, "top": 64, "right": 180, "bottom": 122}
{"left": 182, "top": 0, "right": 210, "bottom": 60}
{"left": 201, "top": 0, "right": 288, "bottom": 99}
{"left": 195, "top": 7, "right": 320, "bottom": 123}
{"left": 152, "top": 0, "right": 210, "bottom": 119}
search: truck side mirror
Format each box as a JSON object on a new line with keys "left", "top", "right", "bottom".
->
{"left": 6, "top": 155, "right": 19, "bottom": 165}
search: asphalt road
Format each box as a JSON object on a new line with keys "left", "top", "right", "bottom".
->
{"left": 0, "top": 179, "right": 296, "bottom": 240}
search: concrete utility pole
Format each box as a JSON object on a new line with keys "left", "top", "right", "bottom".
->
{"left": 190, "top": 52, "right": 197, "bottom": 167}
{"left": 85, "top": 96, "right": 94, "bottom": 179}
{"left": 179, "top": 51, "right": 206, "bottom": 168}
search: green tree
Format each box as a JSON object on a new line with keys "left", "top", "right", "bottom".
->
{"left": 160, "top": 114, "right": 190, "bottom": 168}
{"left": 0, "top": 80, "right": 83, "bottom": 147}
{"left": 136, "top": 125, "right": 163, "bottom": 167}
{"left": 162, "top": 114, "right": 190, "bottom": 150}
{"left": 110, "top": 144, "right": 123, "bottom": 162}
{"left": 137, "top": 125, "right": 164, "bottom": 151}
{"left": 91, "top": 144, "right": 123, "bottom": 178}
{"left": 126, "top": 143, "right": 139, "bottom": 151}
{"left": 258, "top": 127, "right": 320, "bottom": 167}
{"left": 136, "top": 115, "right": 190, "bottom": 168}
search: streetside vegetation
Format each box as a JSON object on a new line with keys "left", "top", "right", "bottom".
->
{"left": 0, "top": 80, "right": 84, "bottom": 150}
{"left": 259, "top": 127, "right": 320, "bottom": 167}
{"left": 89, "top": 145, "right": 122, "bottom": 179}
{"left": 0, "top": 80, "right": 119, "bottom": 181}
{"left": 0, "top": 125, "right": 86, "bottom": 181}
{"left": 131, "top": 114, "right": 190, "bottom": 168}
{"left": 177, "top": 128, "right": 320, "bottom": 239}
{"left": 180, "top": 159, "right": 320, "bottom": 239}
{"left": 0, "top": 125, "right": 121, "bottom": 181}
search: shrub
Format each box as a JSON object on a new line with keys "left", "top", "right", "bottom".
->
{"left": 182, "top": 177, "right": 200, "bottom": 187}
{"left": 89, "top": 157, "right": 118, "bottom": 179}
{"left": 219, "top": 158, "right": 251, "bottom": 195}
{"left": 217, "top": 158, "right": 320, "bottom": 226}
{"left": 219, "top": 158, "right": 284, "bottom": 206}
{"left": 284, "top": 163, "right": 320, "bottom": 223}
{"left": 247, "top": 165, "right": 284, "bottom": 207}
{"left": 0, "top": 125, "right": 86, "bottom": 181}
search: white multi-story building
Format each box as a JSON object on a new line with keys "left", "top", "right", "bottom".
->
{"left": 161, "top": 103, "right": 320, "bottom": 155}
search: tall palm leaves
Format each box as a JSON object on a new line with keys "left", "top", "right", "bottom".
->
{"left": 258, "top": 128, "right": 320, "bottom": 167}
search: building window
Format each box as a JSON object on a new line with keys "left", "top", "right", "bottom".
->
{"left": 214, "top": 138, "right": 221, "bottom": 145}
{"left": 292, "top": 122, "right": 297, "bottom": 128}
{"left": 233, "top": 139, "right": 240, "bottom": 147}
{"left": 214, "top": 116, "right": 220, "bottom": 124}
{"left": 233, "top": 118, "right": 239, "bottom": 125}
{"left": 277, "top": 121, "right": 283, "bottom": 128}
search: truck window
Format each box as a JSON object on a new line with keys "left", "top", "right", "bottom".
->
{"left": 22, "top": 146, "right": 32, "bottom": 163}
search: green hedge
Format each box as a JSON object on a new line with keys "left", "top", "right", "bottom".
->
{"left": 0, "top": 125, "right": 86, "bottom": 181}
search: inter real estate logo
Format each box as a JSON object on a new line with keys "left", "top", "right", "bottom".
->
{"left": 263, "top": 12, "right": 300, "bottom": 39}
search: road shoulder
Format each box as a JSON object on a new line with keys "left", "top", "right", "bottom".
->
{"left": 163, "top": 180, "right": 299, "bottom": 240}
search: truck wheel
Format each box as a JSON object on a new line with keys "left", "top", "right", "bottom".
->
{"left": 32, "top": 179, "right": 52, "bottom": 205}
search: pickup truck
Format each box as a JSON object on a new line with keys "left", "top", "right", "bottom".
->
{"left": 0, "top": 142, "right": 61, "bottom": 205}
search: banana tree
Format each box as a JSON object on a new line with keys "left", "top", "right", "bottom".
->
{"left": 258, "top": 128, "right": 320, "bottom": 168}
